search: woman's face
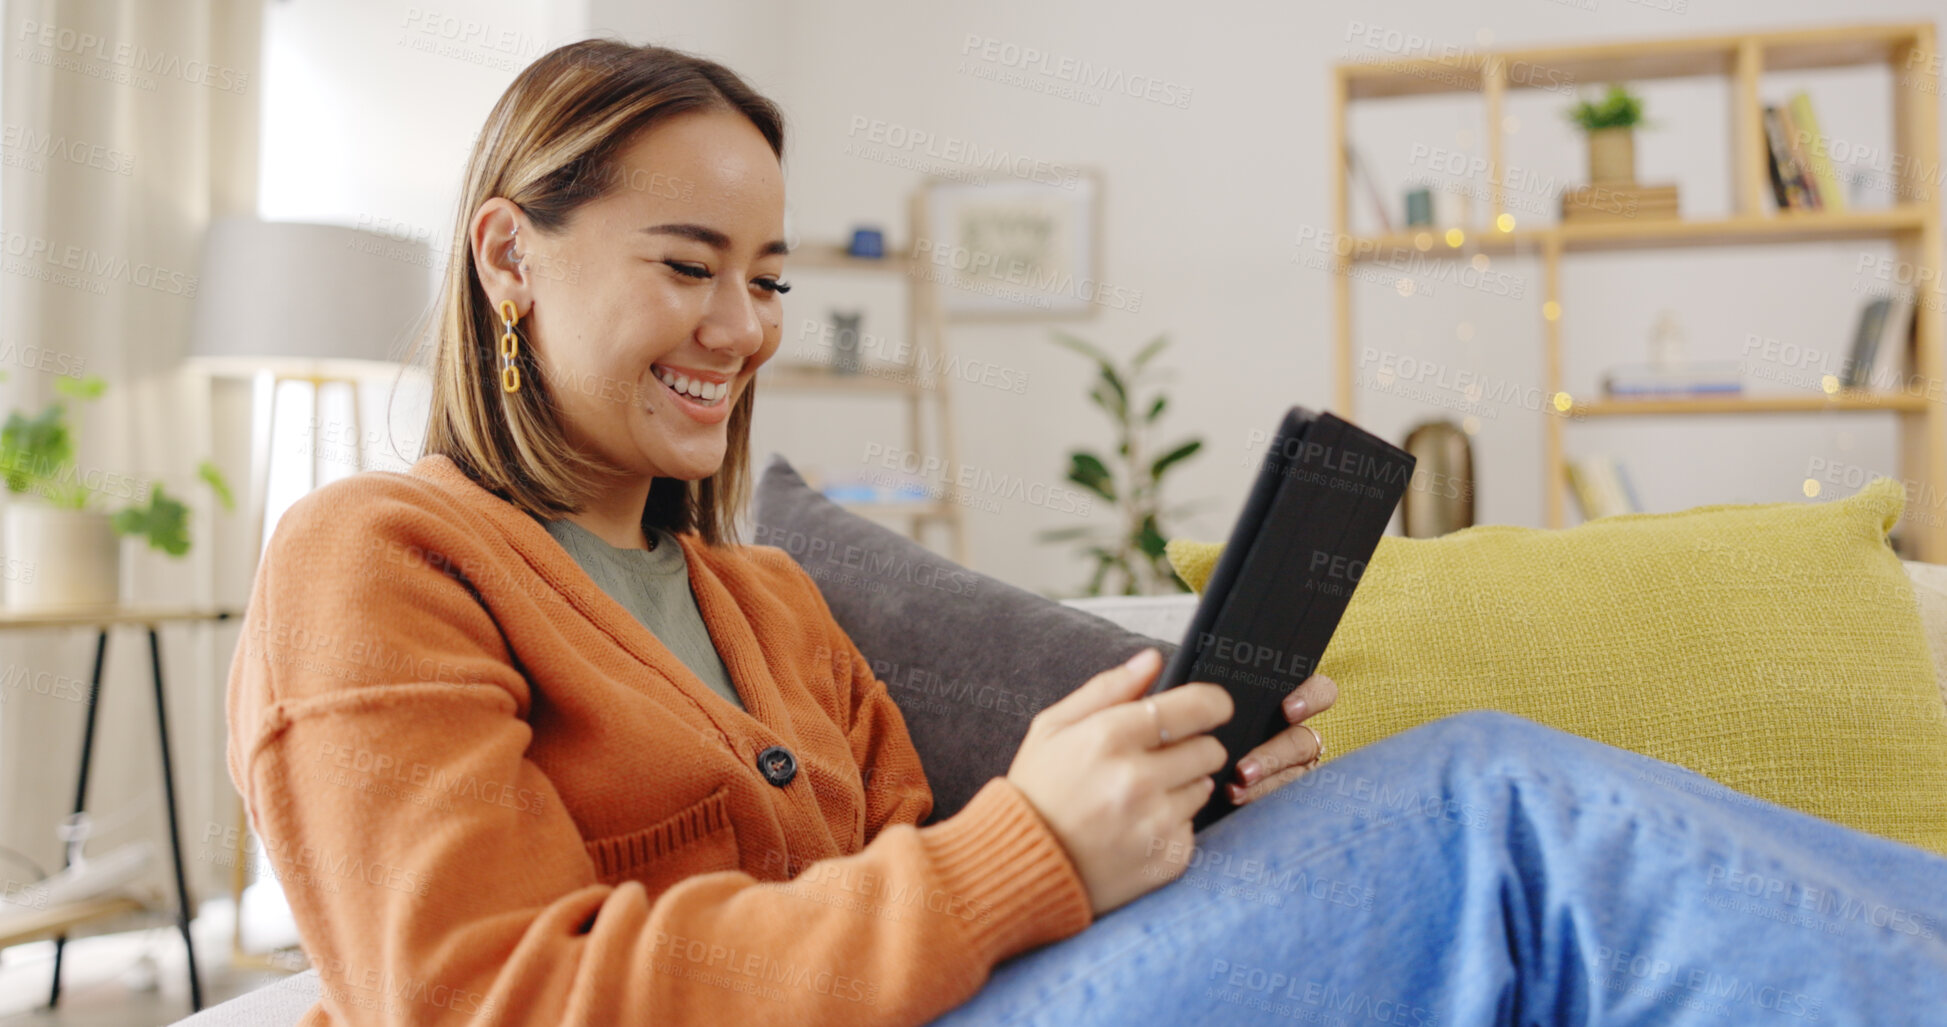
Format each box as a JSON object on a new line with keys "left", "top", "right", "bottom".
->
{"left": 476, "top": 108, "right": 787, "bottom": 483}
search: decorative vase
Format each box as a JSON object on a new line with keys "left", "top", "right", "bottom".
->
{"left": 3, "top": 505, "right": 120, "bottom": 609}
{"left": 1400, "top": 421, "right": 1474, "bottom": 539}
{"left": 1587, "top": 127, "right": 1636, "bottom": 185}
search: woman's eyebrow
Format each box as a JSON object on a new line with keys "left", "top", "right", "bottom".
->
{"left": 640, "top": 223, "right": 789, "bottom": 257}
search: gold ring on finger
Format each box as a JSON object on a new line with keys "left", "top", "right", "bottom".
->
{"left": 1297, "top": 723, "right": 1324, "bottom": 770}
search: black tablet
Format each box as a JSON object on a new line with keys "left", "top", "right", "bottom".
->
{"left": 1147, "top": 406, "right": 1416, "bottom": 831}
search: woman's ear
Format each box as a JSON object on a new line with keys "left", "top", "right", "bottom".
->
{"left": 471, "top": 196, "right": 532, "bottom": 313}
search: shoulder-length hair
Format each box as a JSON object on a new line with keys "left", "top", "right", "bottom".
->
{"left": 414, "top": 39, "right": 784, "bottom": 547}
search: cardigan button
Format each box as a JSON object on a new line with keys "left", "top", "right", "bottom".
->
{"left": 757, "top": 745, "right": 797, "bottom": 787}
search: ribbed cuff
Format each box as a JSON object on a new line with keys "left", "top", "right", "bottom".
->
{"left": 915, "top": 776, "right": 1094, "bottom": 972}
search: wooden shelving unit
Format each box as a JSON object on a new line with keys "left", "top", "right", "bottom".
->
{"left": 1330, "top": 22, "right": 1945, "bottom": 559}
{"left": 763, "top": 191, "right": 968, "bottom": 564}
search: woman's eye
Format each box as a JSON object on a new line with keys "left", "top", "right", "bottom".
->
{"left": 663, "top": 260, "right": 711, "bottom": 279}
{"left": 756, "top": 278, "right": 792, "bottom": 295}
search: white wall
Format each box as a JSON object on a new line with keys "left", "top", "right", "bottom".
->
{"left": 282, "top": 0, "right": 1947, "bottom": 598}
{"left": 583, "top": 0, "right": 1947, "bottom": 595}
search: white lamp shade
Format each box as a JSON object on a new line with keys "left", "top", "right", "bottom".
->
{"left": 189, "top": 217, "right": 435, "bottom": 378}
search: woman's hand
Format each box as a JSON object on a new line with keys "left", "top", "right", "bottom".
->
{"left": 1225, "top": 673, "right": 1337, "bottom": 807}
{"left": 1005, "top": 648, "right": 1233, "bottom": 917}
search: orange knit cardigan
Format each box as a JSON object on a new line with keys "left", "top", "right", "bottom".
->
{"left": 225, "top": 454, "right": 1094, "bottom": 1026}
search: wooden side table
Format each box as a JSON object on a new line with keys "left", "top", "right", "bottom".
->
{"left": 0, "top": 604, "right": 237, "bottom": 1015}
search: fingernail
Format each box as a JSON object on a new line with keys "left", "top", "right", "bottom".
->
{"left": 1226, "top": 782, "right": 1247, "bottom": 803}
{"left": 1124, "top": 647, "right": 1158, "bottom": 670}
{"left": 1237, "top": 758, "right": 1261, "bottom": 785}
{"left": 1283, "top": 694, "right": 1307, "bottom": 719}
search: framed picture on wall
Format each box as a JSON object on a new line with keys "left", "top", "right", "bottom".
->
{"left": 919, "top": 170, "right": 1125, "bottom": 318}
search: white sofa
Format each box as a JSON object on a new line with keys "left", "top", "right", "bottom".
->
{"left": 173, "top": 560, "right": 1947, "bottom": 1025}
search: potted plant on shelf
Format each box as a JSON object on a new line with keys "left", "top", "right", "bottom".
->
{"left": 1568, "top": 83, "right": 1648, "bottom": 185}
{"left": 1038, "top": 332, "right": 1207, "bottom": 596}
{"left": 0, "top": 374, "right": 234, "bottom": 608}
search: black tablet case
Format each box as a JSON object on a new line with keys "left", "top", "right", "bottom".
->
{"left": 1148, "top": 406, "right": 1416, "bottom": 831}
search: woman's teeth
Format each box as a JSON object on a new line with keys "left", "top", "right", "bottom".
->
{"left": 652, "top": 366, "right": 728, "bottom": 406}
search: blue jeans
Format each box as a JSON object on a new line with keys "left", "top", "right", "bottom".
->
{"left": 930, "top": 712, "right": 1947, "bottom": 1025}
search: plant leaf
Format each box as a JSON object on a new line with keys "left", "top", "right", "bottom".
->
{"left": 1093, "top": 364, "right": 1128, "bottom": 420}
{"left": 1149, "top": 438, "right": 1203, "bottom": 480}
{"left": 1067, "top": 451, "right": 1117, "bottom": 501}
{"left": 1035, "top": 525, "right": 1097, "bottom": 544}
{"left": 1131, "top": 334, "right": 1169, "bottom": 369}
{"left": 198, "top": 460, "right": 236, "bottom": 511}
{"left": 0, "top": 404, "right": 73, "bottom": 496}
{"left": 114, "top": 483, "right": 191, "bottom": 556}
{"left": 1145, "top": 395, "right": 1167, "bottom": 423}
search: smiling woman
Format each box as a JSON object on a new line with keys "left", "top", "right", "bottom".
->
{"left": 418, "top": 42, "right": 791, "bottom": 551}
{"left": 221, "top": 35, "right": 1947, "bottom": 1027}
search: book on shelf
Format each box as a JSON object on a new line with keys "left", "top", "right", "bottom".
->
{"left": 1763, "top": 93, "right": 1844, "bottom": 212}
{"left": 1762, "top": 106, "right": 1816, "bottom": 212}
{"left": 1600, "top": 360, "right": 1744, "bottom": 397}
{"left": 1843, "top": 291, "right": 1917, "bottom": 390}
{"left": 1561, "top": 183, "right": 1679, "bottom": 223}
{"left": 1565, "top": 455, "right": 1642, "bottom": 521}
{"left": 1787, "top": 91, "right": 1846, "bottom": 213}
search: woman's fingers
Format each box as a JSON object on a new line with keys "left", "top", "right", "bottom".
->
{"left": 1167, "top": 770, "right": 1217, "bottom": 822}
{"left": 1228, "top": 761, "right": 1312, "bottom": 807}
{"left": 1280, "top": 673, "right": 1338, "bottom": 723}
{"left": 1225, "top": 674, "right": 1336, "bottom": 801}
{"left": 1035, "top": 648, "right": 1162, "bottom": 735}
{"left": 1148, "top": 734, "right": 1229, "bottom": 790}
{"left": 1108, "top": 681, "right": 1234, "bottom": 751}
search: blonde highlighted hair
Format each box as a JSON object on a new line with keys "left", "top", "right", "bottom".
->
{"left": 414, "top": 39, "right": 784, "bottom": 547}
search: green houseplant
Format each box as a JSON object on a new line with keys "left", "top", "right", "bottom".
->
{"left": 0, "top": 373, "right": 234, "bottom": 607}
{"left": 1038, "top": 332, "right": 1205, "bottom": 596}
{"left": 1567, "top": 83, "right": 1648, "bottom": 185}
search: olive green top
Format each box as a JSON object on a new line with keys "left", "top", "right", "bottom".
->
{"left": 538, "top": 515, "right": 744, "bottom": 711}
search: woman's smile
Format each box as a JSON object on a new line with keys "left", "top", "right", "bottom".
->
{"left": 647, "top": 360, "right": 737, "bottom": 425}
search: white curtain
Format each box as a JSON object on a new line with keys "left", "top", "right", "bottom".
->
{"left": 0, "top": 0, "right": 263, "bottom": 914}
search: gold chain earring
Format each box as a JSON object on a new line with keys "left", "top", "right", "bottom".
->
{"left": 498, "top": 298, "right": 522, "bottom": 393}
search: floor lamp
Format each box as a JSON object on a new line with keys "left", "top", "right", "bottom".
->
{"left": 187, "top": 217, "right": 431, "bottom": 968}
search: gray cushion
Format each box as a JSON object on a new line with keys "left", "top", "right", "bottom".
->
{"left": 752, "top": 453, "right": 1177, "bottom": 824}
